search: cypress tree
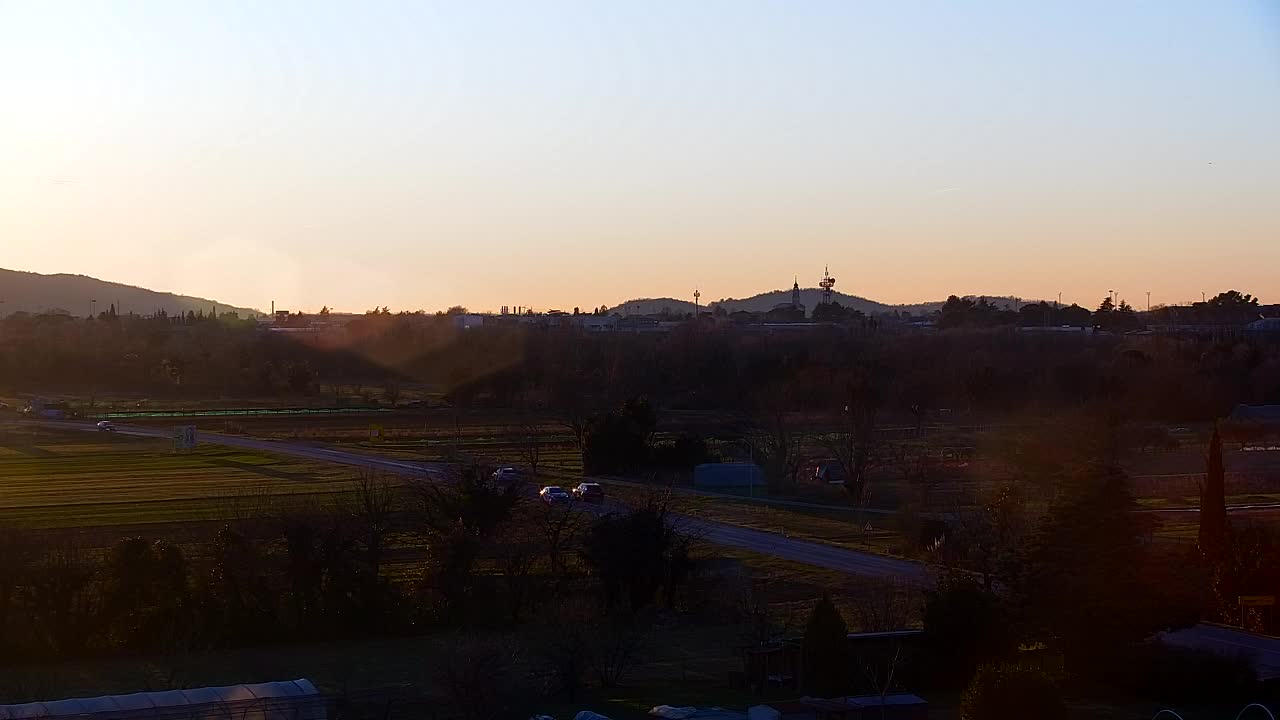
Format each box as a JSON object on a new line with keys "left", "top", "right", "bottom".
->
{"left": 1199, "top": 425, "right": 1227, "bottom": 558}
{"left": 802, "top": 592, "right": 848, "bottom": 698}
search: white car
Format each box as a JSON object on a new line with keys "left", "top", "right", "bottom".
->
{"left": 96, "top": 420, "right": 117, "bottom": 432}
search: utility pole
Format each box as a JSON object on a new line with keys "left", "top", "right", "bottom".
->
{"left": 1057, "top": 292, "right": 1062, "bottom": 309}
{"left": 90, "top": 298, "right": 96, "bottom": 319}
{"left": 1146, "top": 291, "right": 1151, "bottom": 312}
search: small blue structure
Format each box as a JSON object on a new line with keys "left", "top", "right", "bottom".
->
{"left": 694, "top": 462, "right": 765, "bottom": 489}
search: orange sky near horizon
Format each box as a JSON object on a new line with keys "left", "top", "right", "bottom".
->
{"left": 2, "top": 2, "right": 1277, "bottom": 313}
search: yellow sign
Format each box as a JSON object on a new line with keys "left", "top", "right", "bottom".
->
{"left": 1238, "top": 595, "right": 1276, "bottom": 607}
{"left": 369, "top": 425, "right": 384, "bottom": 443}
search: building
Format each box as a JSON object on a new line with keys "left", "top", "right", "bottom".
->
{"left": 574, "top": 315, "right": 617, "bottom": 332}
{"left": 694, "top": 462, "right": 765, "bottom": 489}
{"left": 0, "top": 680, "right": 324, "bottom": 720}
{"left": 1247, "top": 318, "right": 1280, "bottom": 335}
{"left": 452, "top": 313, "right": 485, "bottom": 330}
{"left": 1228, "top": 404, "right": 1280, "bottom": 431}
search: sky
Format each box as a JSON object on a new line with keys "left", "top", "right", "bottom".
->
{"left": 2, "top": 1, "right": 1278, "bottom": 313}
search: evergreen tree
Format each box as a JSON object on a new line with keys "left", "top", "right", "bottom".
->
{"left": 923, "top": 573, "right": 1014, "bottom": 688}
{"left": 1199, "top": 426, "right": 1227, "bottom": 559}
{"left": 801, "top": 592, "right": 848, "bottom": 697}
{"left": 1010, "top": 462, "right": 1154, "bottom": 663}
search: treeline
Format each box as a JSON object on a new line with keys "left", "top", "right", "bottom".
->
{"left": 0, "top": 468, "right": 693, "bottom": 688}
{"left": 937, "top": 289, "right": 1264, "bottom": 330}
{"left": 791, "top": 455, "right": 1244, "bottom": 711}
{"left": 4, "top": 295, "right": 1279, "bottom": 426}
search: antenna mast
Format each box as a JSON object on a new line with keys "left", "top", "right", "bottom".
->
{"left": 819, "top": 265, "right": 837, "bottom": 305}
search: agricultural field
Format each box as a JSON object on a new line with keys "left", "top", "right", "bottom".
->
{"left": 0, "top": 425, "right": 360, "bottom": 529}
{"left": 114, "top": 410, "right": 587, "bottom": 476}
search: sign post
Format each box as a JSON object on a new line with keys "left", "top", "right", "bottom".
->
{"left": 173, "top": 425, "right": 198, "bottom": 452}
{"left": 1238, "top": 595, "right": 1275, "bottom": 633}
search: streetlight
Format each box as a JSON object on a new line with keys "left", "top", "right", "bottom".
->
{"left": 1146, "top": 291, "right": 1151, "bottom": 312}
{"left": 1056, "top": 292, "right": 1062, "bottom": 309}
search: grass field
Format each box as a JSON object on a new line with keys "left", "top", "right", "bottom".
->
{"left": 0, "top": 624, "right": 805, "bottom": 719}
{"left": 0, "top": 425, "right": 359, "bottom": 529}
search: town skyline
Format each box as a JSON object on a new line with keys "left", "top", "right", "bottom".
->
{"left": 0, "top": 264, "right": 1267, "bottom": 319}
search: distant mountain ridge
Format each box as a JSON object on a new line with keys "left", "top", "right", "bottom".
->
{"left": 613, "top": 289, "right": 1034, "bottom": 317}
{"left": 0, "top": 268, "right": 261, "bottom": 318}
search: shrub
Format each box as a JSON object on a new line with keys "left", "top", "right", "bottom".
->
{"left": 960, "top": 664, "right": 1066, "bottom": 720}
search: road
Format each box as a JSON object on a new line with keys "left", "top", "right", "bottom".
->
{"left": 30, "top": 421, "right": 930, "bottom": 583}
{"left": 1161, "top": 623, "right": 1280, "bottom": 680}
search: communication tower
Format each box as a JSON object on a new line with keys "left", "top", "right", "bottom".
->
{"left": 819, "top": 265, "right": 837, "bottom": 305}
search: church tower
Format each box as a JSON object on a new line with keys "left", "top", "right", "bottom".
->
{"left": 792, "top": 277, "right": 801, "bottom": 309}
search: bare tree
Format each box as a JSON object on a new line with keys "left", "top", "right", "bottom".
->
{"left": 517, "top": 418, "right": 543, "bottom": 481}
{"left": 746, "top": 382, "right": 805, "bottom": 493}
{"left": 531, "top": 594, "right": 594, "bottom": 701}
{"left": 500, "top": 540, "right": 540, "bottom": 625}
{"left": 382, "top": 380, "right": 402, "bottom": 406}
{"left": 944, "top": 482, "right": 1030, "bottom": 588}
{"left": 0, "top": 529, "right": 32, "bottom": 651}
{"left": 435, "top": 635, "right": 524, "bottom": 720}
{"left": 738, "top": 579, "right": 778, "bottom": 646}
{"left": 29, "top": 543, "right": 101, "bottom": 657}
{"left": 539, "top": 503, "right": 584, "bottom": 596}
{"left": 348, "top": 469, "right": 399, "bottom": 575}
{"left": 220, "top": 479, "right": 280, "bottom": 529}
{"left": 847, "top": 576, "right": 917, "bottom": 633}
{"left": 821, "top": 368, "right": 885, "bottom": 505}
{"left": 591, "top": 611, "right": 652, "bottom": 687}
{"left": 550, "top": 380, "right": 591, "bottom": 454}
{"left": 859, "top": 639, "right": 905, "bottom": 717}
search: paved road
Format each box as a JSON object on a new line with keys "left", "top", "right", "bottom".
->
{"left": 31, "top": 421, "right": 930, "bottom": 583}
{"left": 36, "top": 420, "right": 448, "bottom": 477}
{"left": 1161, "top": 623, "right": 1280, "bottom": 680}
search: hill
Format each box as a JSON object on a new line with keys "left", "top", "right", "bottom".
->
{"left": 611, "top": 289, "right": 1034, "bottom": 318}
{"left": 713, "top": 289, "right": 892, "bottom": 315}
{"left": 0, "top": 268, "right": 261, "bottom": 318}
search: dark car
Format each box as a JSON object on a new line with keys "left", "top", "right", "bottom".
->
{"left": 572, "top": 482, "right": 604, "bottom": 503}
{"left": 539, "top": 486, "right": 571, "bottom": 506}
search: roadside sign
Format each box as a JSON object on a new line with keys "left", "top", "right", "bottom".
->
{"left": 1239, "top": 595, "right": 1276, "bottom": 607}
{"left": 173, "top": 425, "right": 197, "bottom": 451}
{"left": 369, "top": 424, "right": 384, "bottom": 443}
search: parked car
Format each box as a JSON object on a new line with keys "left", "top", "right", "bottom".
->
{"left": 96, "top": 421, "right": 117, "bottom": 432}
{"left": 572, "top": 482, "right": 604, "bottom": 503}
{"left": 493, "top": 467, "right": 520, "bottom": 483}
{"left": 539, "top": 486, "right": 571, "bottom": 505}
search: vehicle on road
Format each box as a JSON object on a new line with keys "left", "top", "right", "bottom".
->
{"left": 539, "top": 485, "right": 571, "bottom": 505}
{"left": 572, "top": 482, "right": 604, "bottom": 503}
{"left": 96, "top": 421, "right": 116, "bottom": 432}
{"left": 493, "top": 467, "right": 520, "bottom": 483}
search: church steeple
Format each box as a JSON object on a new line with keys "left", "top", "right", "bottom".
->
{"left": 792, "top": 277, "right": 801, "bottom": 308}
